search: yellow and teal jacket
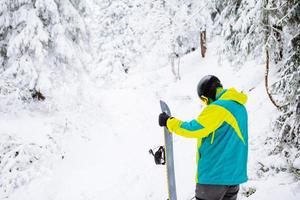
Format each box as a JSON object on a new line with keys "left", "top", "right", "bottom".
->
{"left": 167, "top": 88, "right": 248, "bottom": 185}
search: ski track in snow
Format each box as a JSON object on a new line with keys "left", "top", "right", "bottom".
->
{"left": 2, "top": 42, "right": 300, "bottom": 200}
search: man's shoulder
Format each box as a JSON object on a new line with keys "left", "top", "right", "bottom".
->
{"left": 211, "top": 99, "right": 247, "bottom": 113}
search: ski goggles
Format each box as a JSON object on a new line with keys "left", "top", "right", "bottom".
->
{"left": 200, "top": 95, "right": 209, "bottom": 105}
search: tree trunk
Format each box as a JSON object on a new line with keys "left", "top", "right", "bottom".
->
{"left": 200, "top": 30, "right": 207, "bottom": 58}
{"left": 272, "top": 25, "right": 283, "bottom": 63}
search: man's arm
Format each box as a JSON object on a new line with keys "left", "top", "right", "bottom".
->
{"left": 166, "top": 104, "right": 228, "bottom": 138}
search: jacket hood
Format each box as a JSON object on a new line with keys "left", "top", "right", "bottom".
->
{"left": 217, "top": 88, "right": 247, "bottom": 105}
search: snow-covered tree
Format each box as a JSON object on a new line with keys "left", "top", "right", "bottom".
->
{"left": 271, "top": 0, "right": 300, "bottom": 164}
{"left": 207, "top": 0, "right": 300, "bottom": 174}
{"left": 207, "top": 0, "right": 266, "bottom": 65}
{"left": 91, "top": 0, "right": 138, "bottom": 77}
{"left": 91, "top": 0, "right": 206, "bottom": 80}
{"left": 0, "top": 0, "right": 96, "bottom": 196}
{"left": 0, "top": 0, "right": 93, "bottom": 107}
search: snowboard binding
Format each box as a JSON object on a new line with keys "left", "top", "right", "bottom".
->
{"left": 149, "top": 146, "right": 166, "bottom": 165}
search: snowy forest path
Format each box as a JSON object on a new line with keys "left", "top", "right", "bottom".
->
{"left": 7, "top": 42, "right": 298, "bottom": 200}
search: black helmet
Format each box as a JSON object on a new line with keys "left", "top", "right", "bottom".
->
{"left": 197, "top": 75, "right": 222, "bottom": 100}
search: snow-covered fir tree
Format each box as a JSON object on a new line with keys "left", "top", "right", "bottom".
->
{"left": 0, "top": 0, "right": 93, "bottom": 109}
{"left": 92, "top": 0, "right": 206, "bottom": 78}
{"left": 206, "top": 0, "right": 266, "bottom": 64}
{"left": 0, "top": 0, "right": 94, "bottom": 196}
{"left": 271, "top": 0, "right": 300, "bottom": 166}
{"left": 207, "top": 0, "right": 299, "bottom": 173}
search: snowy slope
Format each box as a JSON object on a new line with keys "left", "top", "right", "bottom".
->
{"left": 2, "top": 41, "right": 300, "bottom": 200}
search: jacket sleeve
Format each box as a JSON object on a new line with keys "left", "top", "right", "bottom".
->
{"left": 166, "top": 104, "right": 228, "bottom": 138}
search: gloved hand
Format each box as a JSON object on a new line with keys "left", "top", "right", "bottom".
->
{"left": 159, "top": 112, "right": 171, "bottom": 127}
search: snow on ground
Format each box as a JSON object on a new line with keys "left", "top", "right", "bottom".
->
{"left": 1, "top": 41, "right": 300, "bottom": 200}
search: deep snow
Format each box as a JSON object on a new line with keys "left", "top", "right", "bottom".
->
{"left": 1, "top": 41, "right": 300, "bottom": 200}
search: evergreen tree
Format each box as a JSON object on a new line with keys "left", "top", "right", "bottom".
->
{"left": 208, "top": 0, "right": 300, "bottom": 172}
{"left": 0, "top": 0, "right": 93, "bottom": 104}
{"left": 208, "top": 0, "right": 266, "bottom": 64}
{"left": 92, "top": 0, "right": 205, "bottom": 78}
{"left": 272, "top": 1, "right": 300, "bottom": 156}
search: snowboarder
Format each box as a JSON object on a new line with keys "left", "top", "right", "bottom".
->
{"left": 158, "top": 75, "right": 248, "bottom": 200}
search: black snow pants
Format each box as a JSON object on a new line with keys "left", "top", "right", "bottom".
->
{"left": 195, "top": 184, "right": 239, "bottom": 200}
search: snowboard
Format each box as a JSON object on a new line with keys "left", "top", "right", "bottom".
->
{"left": 160, "top": 100, "right": 177, "bottom": 200}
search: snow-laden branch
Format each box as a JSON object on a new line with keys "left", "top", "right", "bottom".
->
{"left": 263, "top": 2, "right": 287, "bottom": 11}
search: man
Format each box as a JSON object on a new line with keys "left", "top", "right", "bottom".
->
{"left": 158, "top": 75, "right": 248, "bottom": 200}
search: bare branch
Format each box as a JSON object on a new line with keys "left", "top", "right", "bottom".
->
{"left": 265, "top": 49, "right": 282, "bottom": 109}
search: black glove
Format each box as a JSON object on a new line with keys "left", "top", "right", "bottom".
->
{"left": 159, "top": 112, "right": 170, "bottom": 127}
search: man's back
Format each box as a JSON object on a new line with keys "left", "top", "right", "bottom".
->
{"left": 158, "top": 75, "right": 249, "bottom": 200}
{"left": 197, "top": 88, "right": 248, "bottom": 185}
